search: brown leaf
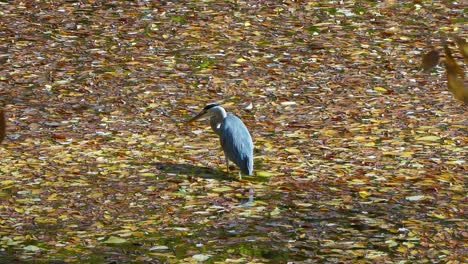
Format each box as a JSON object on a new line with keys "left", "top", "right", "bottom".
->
{"left": 421, "top": 50, "right": 440, "bottom": 72}
{"left": 51, "top": 133, "right": 67, "bottom": 140}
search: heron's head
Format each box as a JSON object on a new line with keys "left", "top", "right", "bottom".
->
{"left": 188, "top": 103, "right": 222, "bottom": 123}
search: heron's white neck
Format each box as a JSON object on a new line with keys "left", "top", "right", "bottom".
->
{"left": 208, "top": 105, "right": 227, "bottom": 120}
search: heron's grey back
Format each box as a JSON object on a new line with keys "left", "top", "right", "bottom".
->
{"left": 220, "top": 114, "right": 253, "bottom": 175}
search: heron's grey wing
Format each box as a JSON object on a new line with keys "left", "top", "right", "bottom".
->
{"left": 220, "top": 114, "right": 253, "bottom": 175}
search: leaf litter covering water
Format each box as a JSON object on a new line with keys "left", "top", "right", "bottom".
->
{"left": 0, "top": 0, "right": 466, "bottom": 263}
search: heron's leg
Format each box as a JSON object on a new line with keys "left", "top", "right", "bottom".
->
{"left": 225, "top": 153, "right": 230, "bottom": 174}
{"left": 238, "top": 171, "right": 242, "bottom": 180}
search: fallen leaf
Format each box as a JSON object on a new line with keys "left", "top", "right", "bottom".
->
{"left": 359, "top": 191, "right": 371, "bottom": 198}
{"left": 23, "top": 245, "right": 41, "bottom": 252}
{"left": 256, "top": 171, "right": 278, "bottom": 177}
{"left": 405, "top": 195, "right": 429, "bottom": 201}
{"left": 103, "top": 236, "right": 128, "bottom": 244}
{"left": 374, "top": 86, "right": 388, "bottom": 93}
{"left": 149, "top": 245, "right": 169, "bottom": 251}
{"left": 192, "top": 254, "right": 212, "bottom": 261}
{"left": 416, "top": 136, "right": 440, "bottom": 142}
{"left": 421, "top": 50, "right": 440, "bottom": 72}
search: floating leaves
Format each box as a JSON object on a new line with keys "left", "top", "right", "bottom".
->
{"left": 0, "top": 1, "right": 466, "bottom": 263}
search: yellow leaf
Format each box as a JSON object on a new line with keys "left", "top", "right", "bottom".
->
{"left": 35, "top": 217, "right": 57, "bottom": 224}
{"left": 211, "top": 187, "right": 233, "bottom": 193}
{"left": 132, "top": 231, "right": 145, "bottom": 237}
{"left": 374, "top": 86, "right": 387, "bottom": 93}
{"left": 140, "top": 172, "right": 157, "bottom": 177}
{"left": 427, "top": 212, "right": 446, "bottom": 219}
{"left": 416, "top": 136, "right": 440, "bottom": 142}
{"left": 270, "top": 207, "right": 281, "bottom": 216}
{"left": 1, "top": 180, "right": 14, "bottom": 186}
{"left": 256, "top": 171, "right": 278, "bottom": 177}
{"left": 403, "top": 242, "right": 415, "bottom": 248}
{"left": 385, "top": 240, "right": 398, "bottom": 247}
{"left": 285, "top": 147, "right": 301, "bottom": 154}
{"left": 47, "top": 193, "right": 58, "bottom": 201}
{"left": 359, "top": 191, "right": 371, "bottom": 198}
{"left": 87, "top": 192, "right": 103, "bottom": 199}
{"left": 321, "top": 129, "right": 339, "bottom": 137}
{"left": 104, "top": 236, "right": 127, "bottom": 244}
{"left": 400, "top": 151, "right": 414, "bottom": 158}
{"left": 236, "top": 57, "right": 247, "bottom": 63}
{"left": 59, "top": 214, "right": 69, "bottom": 220}
{"left": 396, "top": 245, "right": 407, "bottom": 253}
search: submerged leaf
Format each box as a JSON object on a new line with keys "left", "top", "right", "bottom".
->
{"left": 421, "top": 50, "right": 440, "bottom": 72}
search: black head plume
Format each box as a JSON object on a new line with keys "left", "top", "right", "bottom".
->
{"left": 203, "top": 103, "right": 220, "bottom": 110}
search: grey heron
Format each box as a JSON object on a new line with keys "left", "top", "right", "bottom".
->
{"left": 188, "top": 103, "right": 253, "bottom": 179}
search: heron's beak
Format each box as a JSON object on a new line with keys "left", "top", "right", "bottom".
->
{"left": 187, "top": 110, "right": 208, "bottom": 123}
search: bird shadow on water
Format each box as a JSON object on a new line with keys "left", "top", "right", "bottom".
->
{"left": 151, "top": 162, "right": 266, "bottom": 182}
{"left": 152, "top": 162, "right": 233, "bottom": 181}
